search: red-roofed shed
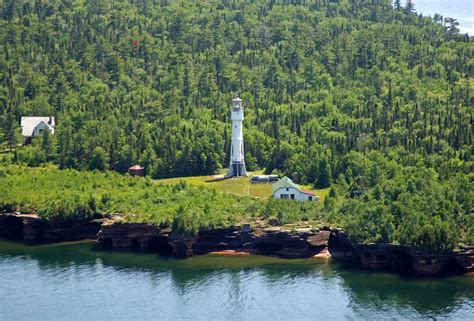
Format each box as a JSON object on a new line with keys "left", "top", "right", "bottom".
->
{"left": 128, "top": 165, "right": 144, "bottom": 177}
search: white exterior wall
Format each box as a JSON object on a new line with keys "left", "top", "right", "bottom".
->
{"left": 21, "top": 117, "right": 55, "bottom": 137}
{"left": 227, "top": 97, "right": 247, "bottom": 177}
{"left": 230, "top": 102, "right": 244, "bottom": 163}
{"left": 32, "top": 121, "right": 54, "bottom": 136}
{"left": 273, "top": 187, "right": 315, "bottom": 201}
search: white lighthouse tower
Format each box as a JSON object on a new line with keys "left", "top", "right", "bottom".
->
{"left": 227, "top": 95, "right": 247, "bottom": 177}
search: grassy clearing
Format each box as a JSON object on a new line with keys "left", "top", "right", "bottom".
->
{"left": 156, "top": 172, "right": 329, "bottom": 201}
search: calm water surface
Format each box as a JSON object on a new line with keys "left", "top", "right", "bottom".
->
{"left": 0, "top": 241, "right": 473, "bottom": 321}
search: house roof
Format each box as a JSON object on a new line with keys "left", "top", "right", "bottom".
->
{"left": 20, "top": 117, "right": 55, "bottom": 137}
{"left": 272, "top": 176, "right": 301, "bottom": 193}
{"left": 129, "top": 165, "right": 144, "bottom": 170}
{"left": 301, "top": 189, "right": 316, "bottom": 196}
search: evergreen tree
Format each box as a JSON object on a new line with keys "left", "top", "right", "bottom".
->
{"left": 1, "top": 114, "right": 22, "bottom": 152}
{"left": 393, "top": 0, "right": 402, "bottom": 10}
{"left": 89, "top": 147, "right": 109, "bottom": 171}
{"left": 444, "top": 17, "right": 460, "bottom": 35}
{"left": 405, "top": 0, "right": 415, "bottom": 14}
{"left": 316, "top": 158, "right": 332, "bottom": 188}
{"left": 41, "top": 129, "right": 57, "bottom": 160}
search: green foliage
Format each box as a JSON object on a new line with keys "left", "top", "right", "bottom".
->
{"left": 0, "top": 0, "right": 470, "bottom": 186}
{"left": 261, "top": 198, "right": 322, "bottom": 225}
{"left": 316, "top": 157, "right": 331, "bottom": 188}
{"left": 0, "top": 165, "right": 320, "bottom": 234}
{"left": 404, "top": 0, "right": 416, "bottom": 14}
{"left": 89, "top": 147, "right": 109, "bottom": 171}
{"left": 38, "top": 196, "right": 96, "bottom": 222}
{"left": 1, "top": 162, "right": 472, "bottom": 251}
{"left": 0, "top": 114, "right": 22, "bottom": 152}
{"left": 0, "top": 1, "right": 471, "bottom": 251}
{"left": 172, "top": 205, "right": 200, "bottom": 236}
{"left": 13, "top": 132, "right": 57, "bottom": 166}
{"left": 335, "top": 155, "right": 473, "bottom": 252}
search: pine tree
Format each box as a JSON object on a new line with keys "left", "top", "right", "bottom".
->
{"left": 316, "top": 157, "right": 332, "bottom": 188}
{"left": 41, "top": 129, "right": 57, "bottom": 161}
{"left": 393, "top": 0, "right": 401, "bottom": 10}
{"left": 405, "top": 0, "right": 415, "bottom": 14}
{"left": 444, "top": 17, "right": 460, "bottom": 35}
{"left": 2, "top": 114, "right": 23, "bottom": 152}
{"left": 89, "top": 147, "right": 109, "bottom": 171}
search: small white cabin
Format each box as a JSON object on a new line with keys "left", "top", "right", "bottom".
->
{"left": 21, "top": 117, "right": 55, "bottom": 138}
{"left": 272, "top": 176, "right": 318, "bottom": 201}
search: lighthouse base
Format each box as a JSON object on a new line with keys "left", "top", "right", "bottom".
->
{"left": 227, "top": 162, "right": 247, "bottom": 178}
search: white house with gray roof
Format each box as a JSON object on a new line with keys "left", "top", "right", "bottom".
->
{"left": 20, "top": 117, "right": 55, "bottom": 138}
{"left": 272, "top": 176, "right": 318, "bottom": 201}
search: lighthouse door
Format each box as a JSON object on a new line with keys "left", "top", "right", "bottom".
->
{"left": 233, "top": 164, "right": 240, "bottom": 177}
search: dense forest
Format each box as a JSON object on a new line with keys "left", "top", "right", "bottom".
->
{"left": 0, "top": 0, "right": 472, "bottom": 250}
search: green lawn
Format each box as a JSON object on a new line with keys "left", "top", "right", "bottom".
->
{"left": 156, "top": 172, "right": 329, "bottom": 202}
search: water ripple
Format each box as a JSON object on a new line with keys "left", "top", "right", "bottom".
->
{"left": 1, "top": 242, "right": 473, "bottom": 321}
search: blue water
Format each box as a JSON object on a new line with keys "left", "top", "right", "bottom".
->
{"left": 406, "top": 0, "right": 474, "bottom": 34}
{"left": 0, "top": 241, "right": 473, "bottom": 321}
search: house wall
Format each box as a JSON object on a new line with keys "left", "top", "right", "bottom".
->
{"left": 273, "top": 187, "right": 314, "bottom": 201}
{"left": 32, "top": 122, "right": 54, "bottom": 136}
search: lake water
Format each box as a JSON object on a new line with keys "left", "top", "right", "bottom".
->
{"left": 407, "top": 0, "right": 474, "bottom": 34}
{"left": 0, "top": 241, "right": 473, "bottom": 321}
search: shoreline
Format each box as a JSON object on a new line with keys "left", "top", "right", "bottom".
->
{"left": 210, "top": 249, "right": 252, "bottom": 256}
{"left": 0, "top": 213, "right": 472, "bottom": 277}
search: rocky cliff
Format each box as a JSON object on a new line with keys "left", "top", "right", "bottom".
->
{"left": 96, "top": 221, "right": 473, "bottom": 276}
{"left": 1, "top": 213, "right": 472, "bottom": 276}
{"left": 0, "top": 213, "right": 101, "bottom": 243}
{"left": 328, "top": 230, "right": 470, "bottom": 275}
{"left": 97, "top": 222, "right": 331, "bottom": 258}
{"left": 97, "top": 223, "right": 474, "bottom": 275}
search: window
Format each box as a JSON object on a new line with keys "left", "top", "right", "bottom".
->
{"left": 286, "top": 188, "right": 289, "bottom": 191}
{"left": 280, "top": 194, "right": 289, "bottom": 199}
{"left": 290, "top": 194, "right": 295, "bottom": 200}
{"left": 308, "top": 196, "right": 313, "bottom": 201}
